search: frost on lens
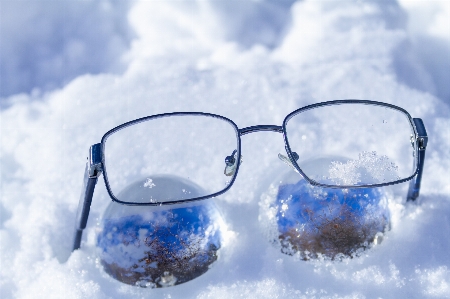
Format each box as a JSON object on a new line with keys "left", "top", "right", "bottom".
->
{"left": 259, "top": 170, "right": 390, "bottom": 260}
{"left": 328, "top": 151, "right": 400, "bottom": 185}
{"left": 143, "top": 178, "right": 156, "bottom": 188}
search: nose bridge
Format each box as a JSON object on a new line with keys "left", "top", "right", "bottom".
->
{"left": 239, "top": 125, "right": 283, "bottom": 136}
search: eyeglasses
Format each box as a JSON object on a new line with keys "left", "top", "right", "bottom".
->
{"left": 72, "top": 100, "right": 428, "bottom": 251}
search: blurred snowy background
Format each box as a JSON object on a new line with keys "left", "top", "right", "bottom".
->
{"left": 1, "top": 0, "right": 449, "bottom": 298}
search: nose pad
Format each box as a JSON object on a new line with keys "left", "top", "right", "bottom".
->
{"left": 278, "top": 151, "right": 299, "bottom": 173}
{"left": 410, "top": 134, "right": 415, "bottom": 149}
{"left": 224, "top": 150, "right": 243, "bottom": 176}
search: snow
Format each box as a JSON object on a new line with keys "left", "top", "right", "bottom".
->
{"left": 328, "top": 151, "right": 400, "bottom": 186}
{"left": 0, "top": 0, "right": 134, "bottom": 99}
{"left": 1, "top": 0, "right": 449, "bottom": 298}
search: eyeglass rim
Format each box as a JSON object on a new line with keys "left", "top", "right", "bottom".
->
{"left": 99, "top": 100, "right": 420, "bottom": 206}
{"left": 282, "top": 99, "right": 419, "bottom": 189}
{"left": 100, "top": 112, "right": 242, "bottom": 206}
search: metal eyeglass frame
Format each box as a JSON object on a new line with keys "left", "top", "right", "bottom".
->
{"left": 72, "top": 100, "right": 428, "bottom": 251}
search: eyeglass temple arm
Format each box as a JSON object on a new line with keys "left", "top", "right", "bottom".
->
{"left": 72, "top": 143, "right": 103, "bottom": 251}
{"left": 407, "top": 118, "right": 428, "bottom": 201}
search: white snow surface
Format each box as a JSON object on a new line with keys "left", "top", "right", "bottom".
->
{"left": 1, "top": 0, "right": 450, "bottom": 298}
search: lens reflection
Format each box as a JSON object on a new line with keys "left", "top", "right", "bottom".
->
{"left": 260, "top": 168, "right": 390, "bottom": 260}
{"left": 96, "top": 176, "right": 222, "bottom": 288}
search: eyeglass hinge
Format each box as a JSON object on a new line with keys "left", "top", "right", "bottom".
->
{"left": 88, "top": 143, "right": 103, "bottom": 178}
{"left": 418, "top": 138, "right": 426, "bottom": 150}
{"left": 413, "top": 118, "right": 428, "bottom": 150}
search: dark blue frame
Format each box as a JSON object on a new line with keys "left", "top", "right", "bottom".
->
{"left": 72, "top": 100, "right": 428, "bottom": 251}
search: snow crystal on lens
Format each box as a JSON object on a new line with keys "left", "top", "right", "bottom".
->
{"left": 96, "top": 176, "right": 222, "bottom": 288}
{"left": 259, "top": 168, "right": 390, "bottom": 260}
{"left": 328, "top": 151, "right": 401, "bottom": 186}
{"left": 143, "top": 178, "right": 156, "bottom": 188}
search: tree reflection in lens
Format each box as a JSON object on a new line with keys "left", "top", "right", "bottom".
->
{"left": 96, "top": 176, "right": 222, "bottom": 288}
{"left": 260, "top": 169, "right": 390, "bottom": 260}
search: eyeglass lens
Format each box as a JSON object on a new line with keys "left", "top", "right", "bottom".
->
{"left": 103, "top": 115, "right": 239, "bottom": 204}
{"left": 285, "top": 103, "right": 417, "bottom": 186}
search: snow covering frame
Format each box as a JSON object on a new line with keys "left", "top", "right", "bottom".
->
{"left": 73, "top": 100, "right": 427, "bottom": 251}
